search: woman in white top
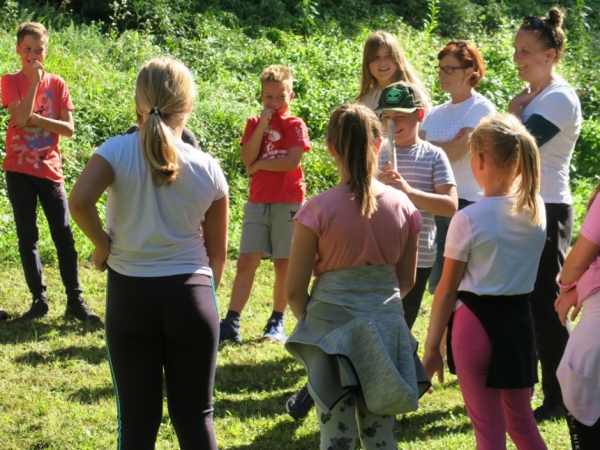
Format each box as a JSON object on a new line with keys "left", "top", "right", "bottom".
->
{"left": 508, "top": 7, "right": 582, "bottom": 422}
{"left": 69, "top": 58, "right": 229, "bottom": 450}
{"left": 420, "top": 41, "right": 496, "bottom": 294}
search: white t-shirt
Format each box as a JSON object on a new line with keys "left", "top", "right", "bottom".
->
{"left": 421, "top": 92, "right": 496, "bottom": 201}
{"left": 95, "top": 133, "right": 229, "bottom": 277}
{"left": 445, "top": 195, "right": 546, "bottom": 296}
{"left": 521, "top": 78, "right": 581, "bottom": 204}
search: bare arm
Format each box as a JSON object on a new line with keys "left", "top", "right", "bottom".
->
{"left": 202, "top": 195, "right": 229, "bottom": 290}
{"left": 241, "top": 109, "right": 272, "bottom": 166}
{"left": 285, "top": 222, "right": 318, "bottom": 319}
{"left": 247, "top": 146, "right": 304, "bottom": 175}
{"left": 554, "top": 234, "right": 600, "bottom": 325}
{"left": 69, "top": 154, "right": 114, "bottom": 270}
{"left": 427, "top": 127, "right": 473, "bottom": 162}
{"left": 26, "top": 108, "right": 74, "bottom": 137}
{"left": 6, "top": 76, "right": 40, "bottom": 128}
{"left": 395, "top": 234, "right": 418, "bottom": 298}
{"left": 422, "top": 257, "right": 467, "bottom": 383}
{"left": 379, "top": 166, "right": 458, "bottom": 217}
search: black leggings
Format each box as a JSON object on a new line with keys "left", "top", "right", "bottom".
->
{"left": 402, "top": 267, "right": 433, "bottom": 330}
{"left": 566, "top": 409, "right": 600, "bottom": 450}
{"left": 106, "top": 268, "right": 219, "bottom": 450}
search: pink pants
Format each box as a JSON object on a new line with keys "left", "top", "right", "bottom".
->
{"left": 452, "top": 306, "right": 547, "bottom": 450}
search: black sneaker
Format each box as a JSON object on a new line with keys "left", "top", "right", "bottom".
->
{"left": 533, "top": 402, "right": 566, "bottom": 422}
{"left": 21, "top": 297, "right": 49, "bottom": 320}
{"left": 65, "top": 297, "right": 101, "bottom": 323}
{"left": 286, "top": 385, "right": 315, "bottom": 421}
{"left": 0, "top": 308, "right": 8, "bottom": 321}
{"left": 219, "top": 317, "right": 242, "bottom": 343}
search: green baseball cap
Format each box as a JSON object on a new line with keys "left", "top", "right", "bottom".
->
{"left": 374, "top": 81, "right": 425, "bottom": 113}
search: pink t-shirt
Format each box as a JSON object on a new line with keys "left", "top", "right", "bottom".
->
{"left": 241, "top": 112, "right": 310, "bottom": 204}
{"left": 294, "top": 186, "right": 422, "bottom": 276}
{"left": 1, "top": 72, "right": 74, "bottom": 182}
{"left": 578, "top": 195, "right": 600, "bottom": 306}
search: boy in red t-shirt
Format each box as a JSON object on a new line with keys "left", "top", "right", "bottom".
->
{"left": 220, "top": 65, "right": 310, "bottom": 344}
{"left": 1, "top": 22, "right": 99, "bottom": 322}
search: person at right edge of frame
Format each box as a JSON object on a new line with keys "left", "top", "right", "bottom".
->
{"left": 508, "top": 7, "right": 582, "bottom": 423}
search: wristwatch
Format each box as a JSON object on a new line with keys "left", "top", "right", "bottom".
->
{"left": 556, "top": 271, "right": 577, "bottom": 291}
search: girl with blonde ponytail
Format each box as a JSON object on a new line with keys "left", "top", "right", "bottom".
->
{"left": 69, "top": 57, "right": 228, "bottom": 449}
{"left": 285, "top": 104, "right": 430, "bottom": 449}
{"left": 424, "top": 113, "right": 548, "bottom": 449}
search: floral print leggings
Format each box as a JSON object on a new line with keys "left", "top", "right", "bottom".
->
{"left": 316, "top": 390, "right": 395, "bottom": 450}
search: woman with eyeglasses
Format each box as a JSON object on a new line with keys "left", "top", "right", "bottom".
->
{"left": 508, "top": 7, "right": 582, "bottom": 424}
{"left": 420, "top": 41, "right": 495, "bottom": 299}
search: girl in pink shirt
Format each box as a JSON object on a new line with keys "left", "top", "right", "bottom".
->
{"left": 285, "top": 104, "right": 428, "bottom": 450}
{"left": 555, "top": 180, "right": 600, "bottom": 449}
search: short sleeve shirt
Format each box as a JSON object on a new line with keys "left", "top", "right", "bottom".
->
{"left": 421, "top": 92, "right": 495, "bottom": 201}
{"left": 241, "top": 112, "right": 310, "bottom": 204}
{"left": 577, "top": 195, "right": 600, "bottom": 304}
{"left": 1, "top": 72, "right": 74, "bottom": 182}
{"left": 521, "top": 79, "right": 581, "bottom": 204}
{"left": 294, "top": 186, "right": 422, "bottom": 276}
{"left": 379, "top": 140, "right": 455, "bottom": 268}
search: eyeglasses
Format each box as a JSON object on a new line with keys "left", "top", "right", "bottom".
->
{"left": 438, "top": 65, "right": 466, "bottom": 75}
{"left": 523, "top": 16, "right": 546, "bottom": 29}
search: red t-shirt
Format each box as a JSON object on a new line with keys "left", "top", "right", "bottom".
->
{"left": 1, "top": 72, "right": 74, "bottom": 182}
{"left": 241, "top": 112, "right": 310, "bottom": 204}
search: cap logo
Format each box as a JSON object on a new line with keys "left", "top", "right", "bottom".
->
{"left": 385, "top": 87, "right": 404, "bottom": 104}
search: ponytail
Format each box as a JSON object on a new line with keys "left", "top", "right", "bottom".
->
{"left": 470, "top": 114, "right": 541, "bottom": 225}
{"left": 327, "top": 104, "right": 381, "bottom": 217}
{"left": 135, "top": 58, "right": 196, "bottom": 186}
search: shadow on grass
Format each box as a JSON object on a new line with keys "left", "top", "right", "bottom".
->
{"left": 68, "top": 384, "right": 115, "bottom": 404}
{"left": 0, "top": 319, "right": 103, "bottom": 344}
{"left": 224, "top": 419, "right": 318, "bottom": 450}
{"left": 13, "top": 344, "right": 107, "bottom": 366}
{"left": 215, "top": 356, "right": 306, "bottom": 394}
{"left": 396, "top": 404, "right": 472, "bottom": 443}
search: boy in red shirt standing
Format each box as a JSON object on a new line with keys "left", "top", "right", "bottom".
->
{"left": 220, "top": 65, "right": 310, "bottom": 344}
{"left": 1, "top": 22, "right": 99, "bottom": 322}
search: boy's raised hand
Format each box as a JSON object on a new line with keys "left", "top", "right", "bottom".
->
{"left": 258, "top": 107, "right": 274, "bottom": 129}
{"left": 28, "top": 59, "right": 44, "bottom": 83}
{"left": 378, "top": 161, "right": 414, "bottom": 196}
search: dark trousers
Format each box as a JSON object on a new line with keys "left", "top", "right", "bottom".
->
{"left": 531, "top": 203, "right": 572, "bottom": 405}
{"left": 402, "top": 267, "right": 433, "bottom": 330}
{"left": 566, "top": 410, "right": 600, "bottom": 450}
{"left": 105, "top": 269, "right": 219, "bottom": 450}
{"left": 5, "top": 171, "right": 81, "bottom": 300}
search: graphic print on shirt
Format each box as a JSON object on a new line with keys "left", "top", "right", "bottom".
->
{"left": 10, "top": 89, "right": 56, "bottom": 171}
{"left": 262, "top": 128, "right": 287, "bottom": 159}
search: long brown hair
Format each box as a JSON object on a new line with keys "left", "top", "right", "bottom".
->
{"left": 357, "top": 31, "right": 430, "bottom": 107}
{"left": 135, "top": 58, "right": 196, "bottom": 186}
{"left": 469, "top": 114, "right": 541, "bottom": 225}
{"left": 327, "top": 104, "right": 382, "bottom": 217}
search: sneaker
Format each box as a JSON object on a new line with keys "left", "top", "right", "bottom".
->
{"left": 219, "top": 317, "right": 242, "bottom": 343}
{"left": 0, "top": 308, "right": 8, "bottom": 321}
{"left": 65, "top": 297, "right": 101, "bottom": 323}
{"left": 261, "top": 317, "right": 286, "bottom": 344}
{"left": 533, "top": 402, "right": 566, "bottom": 422}
{"left": 286, "top": 385, "right": 315, "bottom": 421}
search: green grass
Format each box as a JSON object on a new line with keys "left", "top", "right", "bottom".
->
{"left": 0, "top": 261, "right": 571, "bottom": 449}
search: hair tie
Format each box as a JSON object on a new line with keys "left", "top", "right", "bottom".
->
{"left": 151, "top": 106, "right": 162, "bottom": 117}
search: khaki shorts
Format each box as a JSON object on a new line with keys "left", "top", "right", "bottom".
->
{"left": 239, "top": 202, "right": 301, "bottom": 259}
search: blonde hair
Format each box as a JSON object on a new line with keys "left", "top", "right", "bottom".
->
{"left": 357, "top": 31, "right": 430, "bottom": 107}
{"left": 16, "top": 22, "right": 48, "bottom": 46}
{"left": 327, "top": 104, "right": 382, "bottom": 217}
{"left": 135, "top": 58, "right": 196, "bottom": 186}
{"left": 469, "top": 114, "right": 541, "bottom": 225}
{"left": 259, "top": 65, "right": 293, "bottom": 90}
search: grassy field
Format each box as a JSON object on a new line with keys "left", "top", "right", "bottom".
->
{"left": 0, "top": 261, "right": 571, "bottom": 449}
